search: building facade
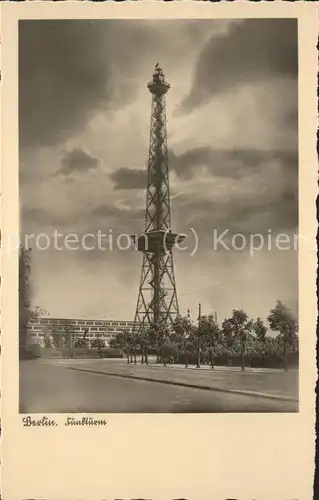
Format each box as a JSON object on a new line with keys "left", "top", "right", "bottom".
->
{"left": 27, "top": 317, "right": 138, "bottom": 348}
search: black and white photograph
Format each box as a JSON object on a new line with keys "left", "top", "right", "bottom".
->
{"left": 19, "top": 18, "right": 299, "bottom": 414}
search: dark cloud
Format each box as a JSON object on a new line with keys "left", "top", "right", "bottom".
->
{"left": 22, "top": 202, "right": 145, "bottom": 236}
{"left": 180, "top": 19, "right": 298, "bottom": 112}
{"left": 168, "top": 145, "right": 298, "bottom": 238}
{"left": 174, "top": 182, "right": 298, "bottom": 238}
{"left": 106, "top": 147, "right": 298, "bottom": 193}
{"left": 19, "top": 20, "right": 158, "bottom": 149}
{"left": 105, "top": 146, "right": 298, "bottom": 231}
{"left": 110, "top": 167, "right": 146, "bottom": 190}
{"left": 169, "top": 147, "right": 298, "bottom": 180}
{"left": 22, "top": 207, "right": 75, "bottom": 229}
{"left": 93, "top": 204, "right": 144, "bottom": 220}
{"left": 58, "top": 149, "right": 101, "bottom": 177}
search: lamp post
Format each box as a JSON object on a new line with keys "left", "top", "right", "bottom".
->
{"left": 196, "top": 303, "right": 201, "bottom": 368}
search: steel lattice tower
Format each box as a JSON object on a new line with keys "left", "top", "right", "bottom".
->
{"left": 132, "top": 65, "right": 184, "bottom": 333}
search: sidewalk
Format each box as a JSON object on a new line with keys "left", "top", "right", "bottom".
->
{"left": 48, "top": 359, "right": 299, "bottom": 402}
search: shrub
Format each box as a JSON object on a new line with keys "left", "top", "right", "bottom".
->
{"left": 160, "top": 351, "right": 299, "bottom": 369}
{"left": 72, "top": 348, "right": 124, "bottom": 359}
{"left": 19, "top": 345, "right": 38, "bottom": 360}
{"left": 27, "top": 344, "right": 42, "bottom": 358}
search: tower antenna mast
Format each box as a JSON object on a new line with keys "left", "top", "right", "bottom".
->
{"left": 132, "top": 65, "right": 184, "bottom": 333}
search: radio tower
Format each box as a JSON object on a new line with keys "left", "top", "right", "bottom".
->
{"left": 132, "top": 65, "right": 184, "bottom": 333}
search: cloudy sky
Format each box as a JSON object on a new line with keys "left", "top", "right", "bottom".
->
{"left": 19, "top": 19, "right": 298, "bottom": 323}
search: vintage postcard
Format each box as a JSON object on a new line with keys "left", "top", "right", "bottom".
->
{"left": 1, "top": 1, "right": 317, "bottom": 499}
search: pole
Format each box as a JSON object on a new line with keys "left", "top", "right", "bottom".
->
{"left": 196, "top": 303, "right": 201, "bottom": 368}
{"left": 72, "top": 332, "right": 75, "bottom": 359}
{"left": 60, "top": 332, "right": 64, "bottom": 359}
{"left": 184, "top": 308, "right": 191, "bottom": 368}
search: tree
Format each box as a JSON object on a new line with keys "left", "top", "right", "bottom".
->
{"left": 109, "top": 331, "right": 123, "bottom": 349}
{"left": 19, "top": 246, "right": 48, "bottom": 352}
{"left": 200, "top": 314, "right": 221, "bottom": 369}
{"left": 144, "top": 328, "right": 153, "bottom": 365}
{"left": 254, "top": 317, "right": 267, "bottom": 343}
{"left": 19, "top": 247, "right": 32, "bottom": 349}
{"left": 51, "top": 323, "right": 63, "bottom": 350}
{"left": 253, "top": 317, "right": 268, "bottom": 361}
{"left": 222, "top": 318, "right": 234, "bottom": 348}
{"left": 32, "top": 306, "right": 49, "bottom": 347}
{"left": 127, "top": 331, "right": 137, "bottom": 364}
{"left": 110, "top": 330, "right": 134, "bottom": 363}
{"left": 63, "top": 321, "right": 76, "bottom": 359}
{"left": 267, "top": 301, "right": 298, "bottom": 371}
{"left": 74, "top": 327, "right": 89, "bottom": 349}
{"left": 30, "top": 305, "right": 48, "bottom": 321}
{"left": 223, "top": 310, "right": 253, "bottom": 371}
{"left": 136, "top": 328, "right": 149, "bottom": 365}
{"left": 139, "top": 326, "right": 158, "bottom": 365}
{"left": 172, "top": 315, "right": 193, "bottom": 368}
{"left": 43, "top": 335, "right": 52, "bottom": 348}
{"left": 91, "top": 338, "right": 105, "bottom": 350}
{"left": 75, "top": 338, "right": 89, "bottom": 349}
{"left": 152, "top": 322, "right": 171, "bottom": 366}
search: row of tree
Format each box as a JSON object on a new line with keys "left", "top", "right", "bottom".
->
{"left": 109, "top": 302, "right": 298, "bottom": 372}
{"left": 20, "top": 247, "right": 298, "bottom": 371}
{"left": 48, "top": 323, "right": 106, "bottom": 354}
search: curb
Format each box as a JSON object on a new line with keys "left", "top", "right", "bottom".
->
{"left": 67, "top": 367, "right": 298, "bottom": 403}
{"left": 118, "top": 362, "right": 294, "bottom": 375}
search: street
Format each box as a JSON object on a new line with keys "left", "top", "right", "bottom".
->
{"left": 20, "top": 360, "right": 298, "bottom": 413}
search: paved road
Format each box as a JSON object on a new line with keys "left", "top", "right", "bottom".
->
{"left": 20, "top": 360, "right": 298, "bottom": 413}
